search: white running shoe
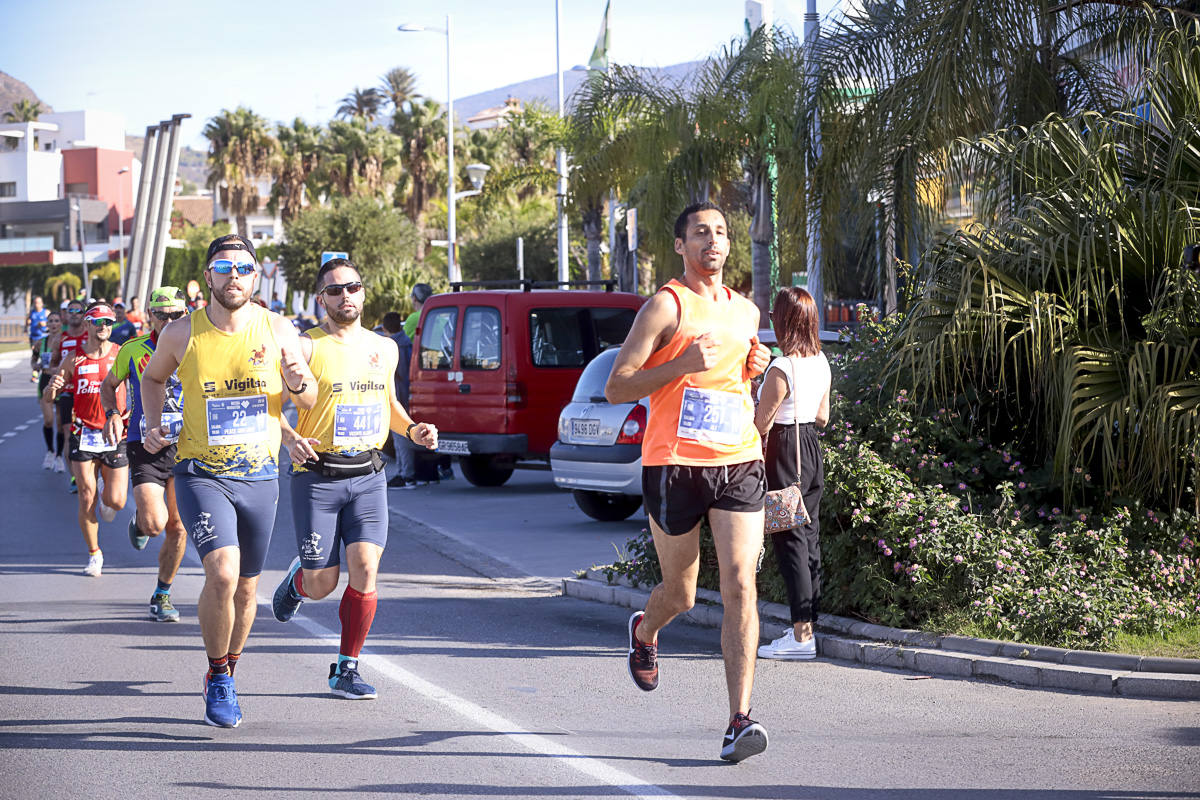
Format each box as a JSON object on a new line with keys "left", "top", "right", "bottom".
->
{"left": 53, "top": 456, "right": 65, "bottom": 473}
{"left": 96, "top": 478, "right": 117, "bottom": 522}
{"left": 757, "top": 629, "right": 817, "bottom": 660}
{"left": 42, "top": 451, "right": 55, "bottom": 469}
{"left": 84, "top": 551, "right": 103, "bottom": 577}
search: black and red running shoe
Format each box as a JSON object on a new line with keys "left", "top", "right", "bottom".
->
{"left": 627, "top": 611, "right": 658, "bottom": 691}
{"left": 720, "top": 711, "right": 768, "bottom": 762}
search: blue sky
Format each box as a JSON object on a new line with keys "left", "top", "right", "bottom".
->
{"left": 6, "top": 0, "right": 843, "bottom": 150}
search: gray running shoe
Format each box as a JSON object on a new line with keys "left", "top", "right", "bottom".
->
{"left": 272, "top": 557, "right": 304, "bottom": 622}
{"left": 328, "top": 659, "right": 377, "bottom": 699}
{"left": 150, "top": 592, "right": 180, "bottom": 622}
{"left": 129, "top": 517, "right": 149, "bottom": 550}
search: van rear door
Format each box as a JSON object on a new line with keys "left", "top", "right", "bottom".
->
{"left": 453, "top": 303, "right": 506, "bottom": 437}
{"left": 411, "top": 301, "right": 462, "bottom": 446}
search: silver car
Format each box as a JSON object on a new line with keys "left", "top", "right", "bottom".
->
{"left": 550, "top": 347, "right": 647, "bottom": 521}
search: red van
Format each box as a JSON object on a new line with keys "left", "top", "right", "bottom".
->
{"left": 408, "top": 281, "right": 645, "bottom": 487}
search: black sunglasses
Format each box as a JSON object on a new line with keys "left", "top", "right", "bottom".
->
{"left": 153, "top": 310, "right": 186, "bottom": 322}
{"left": 321, "top": 281, "right": 364, "bottom": 297}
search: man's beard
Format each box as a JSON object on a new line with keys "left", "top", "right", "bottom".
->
{"left": 325, "top": 304, "right": 361, "bottom": 324}
{"left": 213, "top": 286, "right": 249, "bottom": 311}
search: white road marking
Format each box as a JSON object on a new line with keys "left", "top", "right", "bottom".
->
{"left": 14, "top": 425, "right": 28, "bottom": 431}
{"left": 257, "top": 590, "right": 677, "bottom": 799}
{"left": 27, "top": 417, "right": 41, "bottom": 425}
{"left": 1, "top": 433, "right": 15, "bottom": 439}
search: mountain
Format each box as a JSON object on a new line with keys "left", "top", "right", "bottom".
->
{"left": 454, "top": 60, "right": 702, "bottom": 122}
{"left": 0, "top": 71, "right": 51, "bottom": 119}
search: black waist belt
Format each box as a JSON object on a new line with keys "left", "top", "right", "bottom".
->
{"left": 309, "top": 449, "right": 384, "bottom": 479}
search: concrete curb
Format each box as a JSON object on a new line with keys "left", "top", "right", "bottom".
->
{"left": 563, "top": 571, "right": 1200, "bottom": 700}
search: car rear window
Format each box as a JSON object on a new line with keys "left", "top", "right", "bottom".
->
{"left": 571, "top": 348, "right": 619, "bottom": 402}
{"left": 420, "top": 307, "right": 457, "bottom": 369}
{"left": 462, "top": 306, "right": 501, "bottom": 370}
{"left": 529, "top": 307, "right": 637, "bottom": 368}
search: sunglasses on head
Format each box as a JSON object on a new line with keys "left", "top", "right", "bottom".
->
{"left": 209, "top": 259, "right": 257, "bottom": 276}
{"left": 88, "top": 318, "right": 115, "bottom": 327}
{"left": 153, "top": 310, "right": 186, "bottom": 322}
{"left": 321, "top": 281, "right": 364, "bottom": 297}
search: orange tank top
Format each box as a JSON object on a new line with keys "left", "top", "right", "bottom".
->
{"left": 640, "top": 279, "right": 762, "bottom": 467}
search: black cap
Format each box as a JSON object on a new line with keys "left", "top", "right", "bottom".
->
{"left": 411, "top": 283, "right": 433, "bottom": 304}
{"left": 205, "top": 234, "right": 258, "bottom": 264}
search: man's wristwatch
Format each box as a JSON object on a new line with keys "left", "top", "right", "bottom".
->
{"left": 105, "top": 408, "right": 119, "bottom": 419}
{"left": 405, "top": 422, "right": 418, "bottom": 441}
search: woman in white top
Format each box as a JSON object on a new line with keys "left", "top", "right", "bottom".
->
{"left": 753, "top": 287, "right": 831, "bottom": 660}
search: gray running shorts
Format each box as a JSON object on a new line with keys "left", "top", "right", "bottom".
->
{"left": 174, "top": 466, "right": 279, "bottom": 577}
{"left": 290, "top": 469, "right": 388, "bottom": 570}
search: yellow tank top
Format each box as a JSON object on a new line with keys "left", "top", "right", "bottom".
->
{"left": 641, "top": 279, "right": 762, "bottom": 467}
{"left": 177, "top": 306, "right": 283, "bottom": 479}
{"left": 294, "top": 327, "right": 393, "bottom": 468}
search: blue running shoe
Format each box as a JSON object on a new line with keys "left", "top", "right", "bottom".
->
{"left": 149, "top": 592, "right": 179, "bottom": 622}
{"left": 129, "top": 517, "right": 149, "bottom": 550}
{"left": 272, "top": 557, "right": 304, "bottom": 622}
{"left": 203, "top": 673, "right": 241, "bottom": 728}
{"left": 328, "top": 659, "right": 377, "bottom": 700}
{"left": 68, "top": 475, "right": 77, "bottom": 494}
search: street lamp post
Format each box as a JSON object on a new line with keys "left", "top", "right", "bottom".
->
{"left": 72, "top": 200, "right": 90, "bottom": 299}
{"left": 399, "top": 16, "right": 459, "bottom": 282}
{"left": 117, "top": 166, "right": 130, "bottom": 296}
{"left": 555, "top": 0, "right": 569, "bottom": 284}
{"left": 571, "top": 63, "right": 617, "bottom": 286}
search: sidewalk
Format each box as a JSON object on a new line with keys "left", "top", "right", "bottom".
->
{"left": 562, "top": 570, "right": 1200, "bottom": 700}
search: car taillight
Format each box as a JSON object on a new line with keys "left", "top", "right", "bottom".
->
{"left": 616, "top": 404, "right": 647, "bottom": 444}
{"left": 506, "top": 381, "right": 526, "bottom": 408}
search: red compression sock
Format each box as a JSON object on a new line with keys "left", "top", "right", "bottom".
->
{"left": 338, "top": 586, "right": 378, "bottom": 659}
{"left": 293, "top": 569, "right": 309, "bottom": 598}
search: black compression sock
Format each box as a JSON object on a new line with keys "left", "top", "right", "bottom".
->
{"left": 43, "top": 425, "right": 53, "bottom": 450}
{"left": 55, "top": 431, "right": 65, "bottom": 456}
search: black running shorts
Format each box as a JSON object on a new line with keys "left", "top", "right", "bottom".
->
{"left": 56, "top": 394, "right": 73, "bottom": 427}
{"left": 642, "top": 460, "right": 766, "bottom": 536}
{"left": 69, "top": 436, "right": 129, "bottom": 468}
{"left": 128, "top": 441, "right": 177, "bottom": 488}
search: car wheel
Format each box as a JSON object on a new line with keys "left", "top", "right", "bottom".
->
{"left": 460, "top": 455, "right": 515, "bottom": 487}
{"left": 572, "top": 490, "right": 643, "bottom": 522}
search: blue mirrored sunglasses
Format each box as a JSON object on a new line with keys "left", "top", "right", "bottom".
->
{"left": 209, "top": 259, "right": 257, "bottom": 276}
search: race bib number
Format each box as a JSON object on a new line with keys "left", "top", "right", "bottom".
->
{"left": 333, "top": 403, "right": 383, "bottom": 445}
{"left": 205, "top": 395, "right": 269, "bottom": 446}
{"left": 78, "top": 426, "right": 116, "bottom": 453}
{"left": 39, "top": 351, "right": 52, "bottom": 369}
{"left": 677, "top": 387, "right": 746, "bottom": 445}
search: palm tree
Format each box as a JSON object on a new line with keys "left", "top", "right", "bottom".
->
{"left": 320, "top": 118, "right": 401, "bottom": 199}
{"left": 887, "top": 15, "right": 1200, "bottom": 509}
{"left": 203, "top": 107, "right": 279, "bottom": 239}
{"left": 4, "top": 99, "right": 43, "bottom": 122}
{"left": 271, "top": 118, "right": 323, "bottom": 222}
{"left": 380, "top": 67, "right": 422, "bottom": 116}
{"left": 337, "top": 87, "right": 385, "bottom": 122}
{"left": 392, "top": 98, "right": 448, "bottom": 233}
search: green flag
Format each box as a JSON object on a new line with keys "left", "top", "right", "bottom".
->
{"left": 588, "top": 0, "right": 611, "bottom": 71}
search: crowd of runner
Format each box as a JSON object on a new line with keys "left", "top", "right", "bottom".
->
{"left": 21, "top": 205, "right": 832, "bottom": 762}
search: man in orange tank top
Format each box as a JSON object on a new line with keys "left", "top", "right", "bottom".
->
{"left": 606, "top": 202, "right": 773, "bottom": 763}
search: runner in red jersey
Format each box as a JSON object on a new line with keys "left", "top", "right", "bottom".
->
{"left": 46, "top": 302, "right": 130, "bottom": 577}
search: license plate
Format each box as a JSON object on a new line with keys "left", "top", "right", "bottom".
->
{"left": 439, "top": 439, "right": 470, "bottom": 455}
{"left": 571, "top": 418, "right": 600, "bottom": 439}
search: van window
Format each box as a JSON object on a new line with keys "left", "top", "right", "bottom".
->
{"left": 419, "top": 307, "right": 458, "bottom": 369}
{"left": 461, "top": 306, "right": 501, "bottom": 370}
{"left": 529, "top": 307, "right": 638, "bottom": 368}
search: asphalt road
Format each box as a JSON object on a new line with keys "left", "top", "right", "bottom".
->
{"left": 1, "top": 357, "right": 1198, "bottom": 800}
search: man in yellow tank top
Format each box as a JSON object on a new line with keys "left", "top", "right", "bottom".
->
{"left": 140, "top": 234, "right": 318, "bottom": 729}
{"left": 606, "top": 202, "right": 773, "bottom": 763}
{"left": 268, "top": 257, "right": 438, "bottom": 700}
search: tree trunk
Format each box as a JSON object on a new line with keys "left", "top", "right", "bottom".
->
{"left": 236, "top": 215, "right": 248, "bottom": 240}
{"left": 582, "top": 204, "right": 603, "bottom": 283}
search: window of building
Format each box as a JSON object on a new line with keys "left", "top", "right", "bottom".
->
{"left": 65, "top": 182, "right": 89, "bottom": 196}
{"left": 419, "top": 307, "right": 458, "bottom": 370}
{"left": 0, "top": 182, "right": 15, "bottom": 198}
{"left": 461, "top": 306, "right": 501, "bottom": 370}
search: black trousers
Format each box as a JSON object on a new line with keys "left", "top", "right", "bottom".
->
{"left": 764, "top": 422, "right": 824, "bottom": 624}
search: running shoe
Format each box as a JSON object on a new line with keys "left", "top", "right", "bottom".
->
{"left": 438, "top": 466, "right": 455, "bottom": 481}
{"left": 53, "top": 456, "right": 65, "bottom": 473}
{"left": 128, "top": 517, "right": 149, "bottom": 550}
{"left": 328, "top": 659, "right": 377, "bottom": 700}
{"left": 757, "top": 629, "right": 817, "bottom": 661}
{"left": 627, "top": 611, "right": 659, "bottom": 691}
{"left": 150, "top": 592, "right": 180, "bottom": 622}
{"left": 84, "top": 551, "right": 103, "bottom": 577}
{"left": 41, "top": 451, "right": 55, "bottom": 469}
{"left": 68, "top": 475, "right": 77, "bottom": 493}
{"left": 98, "top": 500, "right": 117, "bottom": 523}
{"left": 272, "top": 556, "right": 304, "bottom": 622}
{"left": 719, "top": 711, "right": 769, "bottom": 763}
{"left": 203, "top": 673, "right": 242, "bottom": 728}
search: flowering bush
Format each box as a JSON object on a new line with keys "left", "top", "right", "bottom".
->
{"left": 604, "top": 309, "right": 1200, "bottom": 650}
